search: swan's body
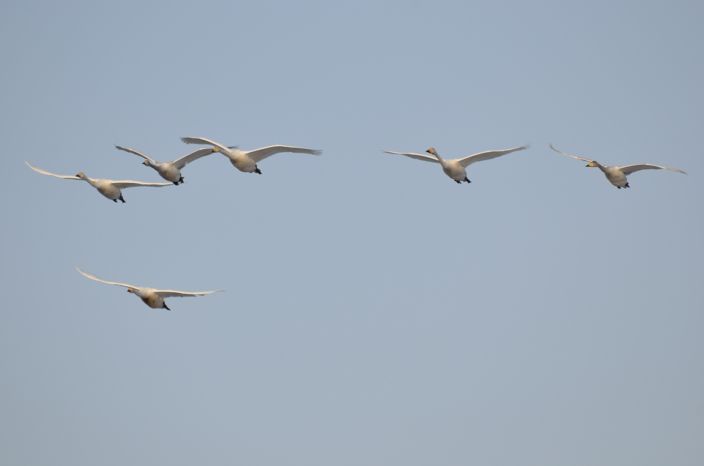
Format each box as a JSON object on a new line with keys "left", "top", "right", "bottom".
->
{"left": 26, "top": 162, "right": 171, "bottom": 202}
{"left": 384, "top": 145, "right": 529, "bottom": 183}
{"left": 77, "top": 268, "right": 221, "bottom": 310}
{"left": 115, "top": 145, "right": 217, "bottom": 185}
{"left": 549, "top": 144, "right": 687, "bottom": 189}
{"left": 181, "top": 136, "right": 321, "bottom": 175}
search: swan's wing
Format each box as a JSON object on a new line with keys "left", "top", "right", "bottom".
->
{"left": 383, "top": 150, "right": 440, "bottom": 163}
{"left": 172, "top": 148, "right": 218, "bottom": 169}
{"left": 114, "top": 145, "right": 155, "bottom": 163}
{"left": 549, "top": 144, "right": 592, "bottom": 163}
{"left": 457, "top": 145, "right": 529, "bottom": 167}
{"left": 26, "top": 162, "right": 80, "bottom": 180}
{"left": 246, "top": 145, "right": 322, "bottom": 163}
{"left": 111, "top": 180, "right": 172, "bottom": 189}
{"left": 181, "top": 136, "right": 231, "bottom": 153}
{"left": 76, "top": 267, "right": 138, "bottom": 289}
{"left": 618, "top": 164, "right": 687, "bottom": 175}
{"left": 155, "top": 289, "right": 223, "bottom": 298}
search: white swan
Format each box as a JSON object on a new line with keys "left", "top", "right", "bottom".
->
{"left": 384, "top": 145, "right": 529, "bottom": 184}
{"left": 26, "top": 162, "right": 171, "bottom": 202}
{"left": 115, "top": 145, "right": 217, "bottom": 185}
{"left": 77, "top": 268, "right": 221, "bottom": 311}
{"left": 549, "top": 144, "right": 687, "bottom": 189}
{"left": 181, "top": 136, "right": 321, "bottom": 175}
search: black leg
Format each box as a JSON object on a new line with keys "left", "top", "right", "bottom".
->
{"left": 113, "top": 199, "right": 118, "bottom": 203}
{"left": 455, "top": 180, "right": 462, "bottom": 184}
{"left": 173, "top": 181, "right": 179, "bottom": 186}
{"left": 163, "top": 303, "right": 171, "bottom": 311}
{"left": 179, "top": 176, "right": 184, "bottom": 184}
{"left": 625, "top": 183, "right": 630, "bottom": 188}
{"left": 119, "top": 194, "right": 126, "bottom": 203}
{"left": 255, "top": 166, "right": 262, "bottom": 175}
{"left": 464, "top": 177, "right": 471, "bottom": 183}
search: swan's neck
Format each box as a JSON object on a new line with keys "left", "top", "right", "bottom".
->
{"left": 431, "top": 153, "right": 446, "bottom": 165}
{"left": 82, "top": 176, "right": 98, "bottom": 187}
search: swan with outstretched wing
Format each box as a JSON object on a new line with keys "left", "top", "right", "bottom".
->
{"left": 77, "top": 268, "right": 222, "bottom": 310}
{"left": 115, "top": 145, "right": 217, "bottom": 185}
{"left": 549, "top": 144, "right": 686, "bottom": 189}
{"left": 383, "top": 145, "right": 529, "bottom": 184}
{"left": 26, "top": 162, "right": 171, "bottom": 202}
{"left": 181, "top": 136, "right": 321, "bottom": 175}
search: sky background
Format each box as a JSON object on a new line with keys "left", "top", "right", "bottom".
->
{"left": 1, "top": 1, "right": 703, "bottom": 465}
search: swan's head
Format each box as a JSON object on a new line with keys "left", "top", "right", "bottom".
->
{"left": 142, "top": 160, "right": 150, "bottom": 166}
{"left": 211, "top": 147, "right": 220, "bottom": 153}
{"left": 425, "top": 147, "right": 438, "bottom": 156}
{"left": 585, "top": 161, "right": 598, "bottom": 168}
{"left": 75, "top": 171, "right": 87, "bottom": 179}
{"left": 127, "top": 288, "right": 135, "bottom": 294}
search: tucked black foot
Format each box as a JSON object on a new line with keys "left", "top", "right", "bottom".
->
{"left": 119, "top": 194, "right": 126, "bottom": 203}
{"left": 464, "top": 177, "right": 471, "bottom": 183}
{"left": 455, "top": 180, "right": 462, "bottom": 184}
{"left": 179, "top": 176, "right": 184, "bottom": 184}
{"left": 624, "top": 183, "right": 630, "bottom": 188}
{"left": 113, "top": 199, "right": 118, "bottom": 203}
{"left": 163, "top": 303, "right": 171, "bottom": 311}
{"left": 254, "top": 167, "right": 262, "bottom": 175}
{"left": 173, "top": 181, "right": 179, "bottom": 186}
{"left": 617, "top": 186, "right": 621, "bottom": 189}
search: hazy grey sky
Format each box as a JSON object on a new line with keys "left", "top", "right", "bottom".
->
{"left": 1, "top": 1, "right": 702, "bottom": 465}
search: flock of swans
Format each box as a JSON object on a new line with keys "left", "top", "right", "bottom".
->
{"left": 385, "top": 144, "right": 686, "bottom": 187}
{"left": 27, "top": 137, "right": 687, "bottom": 310}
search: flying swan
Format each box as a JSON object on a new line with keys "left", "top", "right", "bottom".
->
{"left": 114, "top": 145, "right": 218, "bottom": 185}
{"left": 549, "top": 144, "right": 686, "bottom": 189}
{"left": 26, "top": 162, "right": 171, "bottom": 202}
{"left": 181, "top": 136, "right": 321, "bottom": 175}
{"left": 384, "top": 145, "right": 529, "bottom": 184}
{"left": 77, "top": 268, "right": 221, "bottom": 310}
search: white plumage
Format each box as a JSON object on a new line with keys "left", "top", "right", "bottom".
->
{"left": 384, "top": 145, "right": 529, "bottom": 183}
{"left": 181, "top": 136, "right": 321, "bottom": 175}
{"left": 26, "top": 162, "right": 171, "bottom": 202}
{"left": 77, "top": 268, "right": 222, "bottom": 310}
{"left": 549, "top": 144, "right": 686, "bottom": 189}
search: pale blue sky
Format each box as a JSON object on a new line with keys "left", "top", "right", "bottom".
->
{"left": 1, "top": 1, "right": 703, "bottom": 465}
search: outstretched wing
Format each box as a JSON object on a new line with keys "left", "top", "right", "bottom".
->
{"left": 155, "top": 289, "right": 223, "bottom": 298}
{"left": 114, "top": 145, "right": 156, "bottom": 163}
{"left": 618, "top": 164, "right": 687, "bottom": 176}
{"left": 111, "top": 180, "right": 172, "bottom": 189}
{"left": 26, "top": 162, "right": 80, "bottom": 180}
{"left": 549, "top": 144, "right": 593, "bottom": 163}
{"left": 181, "top": 136, "right": 231, "bottom": 153}
{"left": 383, "top": 150, "right": 440, "bottom": 163}
{"left": 76, "top": 267, "right": 139, "bottom": 289}
{"left": 458, "top": 145, "right": 529, "bottom": 167}
{"left": 172, "top": 148, "right": 218, "bottom": 169}
{"left": 246, "top": 145, "right": 322, "bottom": 163}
